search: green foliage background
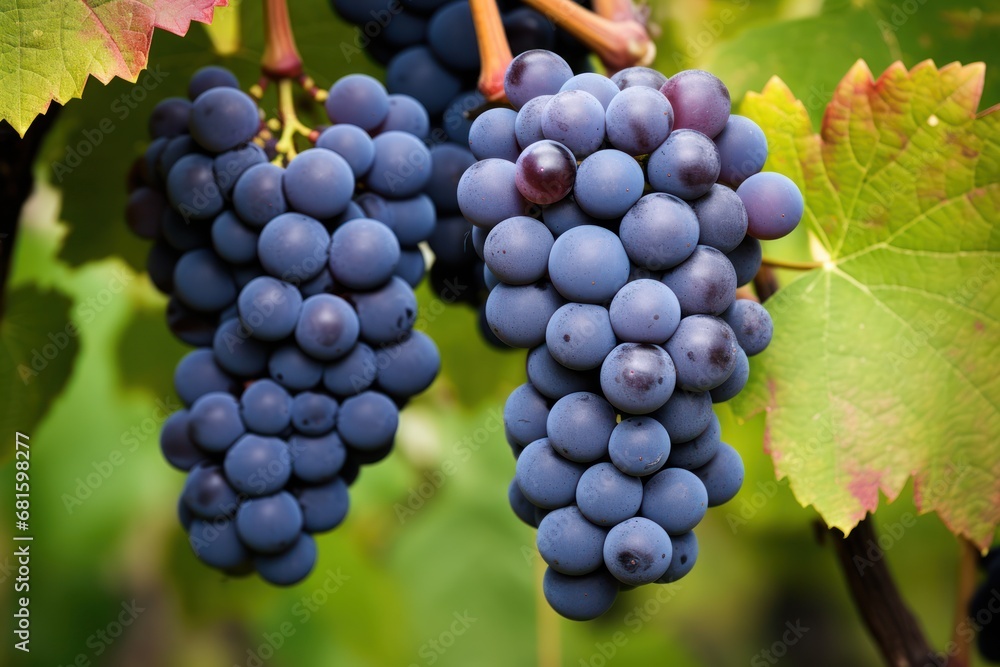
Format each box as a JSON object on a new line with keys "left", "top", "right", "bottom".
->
{"left": 1, "top": 1, "right": 998, "bottom": 665}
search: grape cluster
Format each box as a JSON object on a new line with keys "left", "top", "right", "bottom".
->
{"left": 330, "top": 0, "right": 593, "bottom": 346}
{"left": 460, "top": 50, "right": 803, "bottom": 619}
{"left": 126, "top": 67, "right": 441, "bottom": 585}
{"left": 972, "top": 550, "right": 1000, "bottom": 662}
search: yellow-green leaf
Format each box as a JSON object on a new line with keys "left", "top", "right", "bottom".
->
{"left": 732, "top": 60, "right": 1000, "bottom": 548}
{"left": 0, "top": 0, "right": 228, "bottom": 136}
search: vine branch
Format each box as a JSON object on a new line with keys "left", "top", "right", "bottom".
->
{"left": 826, "top": 517, "right": 936, "bottom": 667}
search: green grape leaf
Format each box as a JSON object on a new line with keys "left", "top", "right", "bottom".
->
{"left": 0, "top": 285, "right": 79, "bottom": 458}
{"left": 0, "top": 0, "right": 228, "bottom": 137}
{"left": 731, "top": 60, "right": 1000, "bottom": 548}
{"left": 701, "top": 8, "right": 895, "bottom": 125}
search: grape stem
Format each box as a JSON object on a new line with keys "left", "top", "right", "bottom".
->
{"left": 471, "top": 0, "right": 514, "bottom": 102}
{"left": 261, "top": 0, "right": 304, "bottom": 79}
{"left": 520, "top": 0, "right": 654, "bottom": 72}
{"left": 760, "top": 257, "right": 823, "bottom": 271}
{"left": 946, "top": 539, "right": 979, "bottom": 667}
{"left": 825, "top": 517, "right": 936, "bottom": 667}
{"left": 592, "top": 0, "right": 638, "bottom": 22}
{"left": 259, "top": 0, "right": 324, "bottom": 163}
{"left": 273, "top": 79, "right": 315, "bottom": 163}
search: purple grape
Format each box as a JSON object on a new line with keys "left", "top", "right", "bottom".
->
{"left": 546, "top": 391, "right": 616, "bottom": 462}
{"left": 515, "top": 438, "right": 586, "bottom": 509}
{"left": 537, "top": 506, "right": 608, "bottom": 575}
{"left": 468, "top": 108, "right": 521, "bottom": 162}
{"left": 316, "top": 124, "right": 376, "bottom": 178}
{"left": 619, "top": 193, "right": 700, "bottom": 271}
{"left": 709, "top": 346, "right": 749, "bottom": 403}
{"left": 560, "top": 72, "right": 620, "bottom": 109}
{"left": 723, "top": 298, "right": 773, "bottom": 356}
{"left": 660, "top": 70, "right": 731, "bottom": 139}
{"left": 504, "top": 383, "right": 550, "bottom": 448}
{"left": 515, "top": 140, "right": 577, "bottom": 205}
{"left": 504, "top": 49, "right": 574, "bottom": 109}
{"left": 325, "top": 74, "right": 390, "bottom": 131}
{"left": 693, "top": 443, "right": 744, "bottom": 506}
{"left": 715, "top": 114, "right": 768, "bottom": 187}
{"left": 608, "top": 279, "right": 681, "bottom": 344}
{"left": 599, "top": 343, "right": 676, "bottom": 414}
{"left": 545, "top": 303, "right": 617, "bottom": 371}
{"left": 657, "top": 530, "right": 698, "bottom": 583}
{"left": 514, "top": 94, "right": 553, "bottom": 148}
{"left": 651, "top": 390, "right": 713, "bottom": 444}
{"left": 660, "top": 245, "right": 738, "bottom": 316}
{"left": 611, "top": 67, "right": 667, "bottom": 90}
{"left": 690, "top": 184, "right": 749, "bottom": 253}
{"left": 486, "top": 281, "right": 565, "bottom": 348}
{"left": 484, "top": 216, "right": 554, "bottom": 285}
{"left": 548, "top": 225, "right": 630, "bottom": 304}
{"left": 664, "top": 315, "right": 738, "bottom": 392}
{"left": 541, "top": 90, "right": 606, "bottom": 158}
{"left": 603, "top": 516, "right": 672, "bottom": 585}
{"left": 737, "top": 172, "right": 804, "bottom": 240}
{"left": 640, "top": 468, "right": 708, "bottom": 534}
{"left": 605, "top": 86, "right": 674, "bottom": 156}
{"left": 573, "top": 149, "right": 645, "bottom": 219}
{"left": 647, "top": 129, "right": 721, "bottom": 200}
{"left": 457, "top": 158, "right": 530, "bottom": 229}
{"left": 543, "top": 568, "right": 619, "bottom": 621}
{"left": 608, "top": 416, "right": 670, "bottom": 477}
{"left": 727, "top": 235, "right": 762, "bottom": 287}
{"left": 576, "top": 462, "right": 643, "bottom": 527}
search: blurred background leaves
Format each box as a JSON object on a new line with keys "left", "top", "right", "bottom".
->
{"left": 2, "top": 0, "right": 999, "bottom": 665}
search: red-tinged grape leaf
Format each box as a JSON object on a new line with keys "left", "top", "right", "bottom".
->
{"left": 731, "top": 60, "right": 1000, "bottom": 548}
{"left": 0, "top": 0, "right": 227, "bottom": 137}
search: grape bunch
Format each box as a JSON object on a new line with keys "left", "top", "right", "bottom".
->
{"left": 330, "top": 0, "right": 593, "bottom": 346}
{"left": 125, "top": 66, "right": 441, "bottom": 585}
{"left": 459, "top": 50, "right": 803, "bottom": 619}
